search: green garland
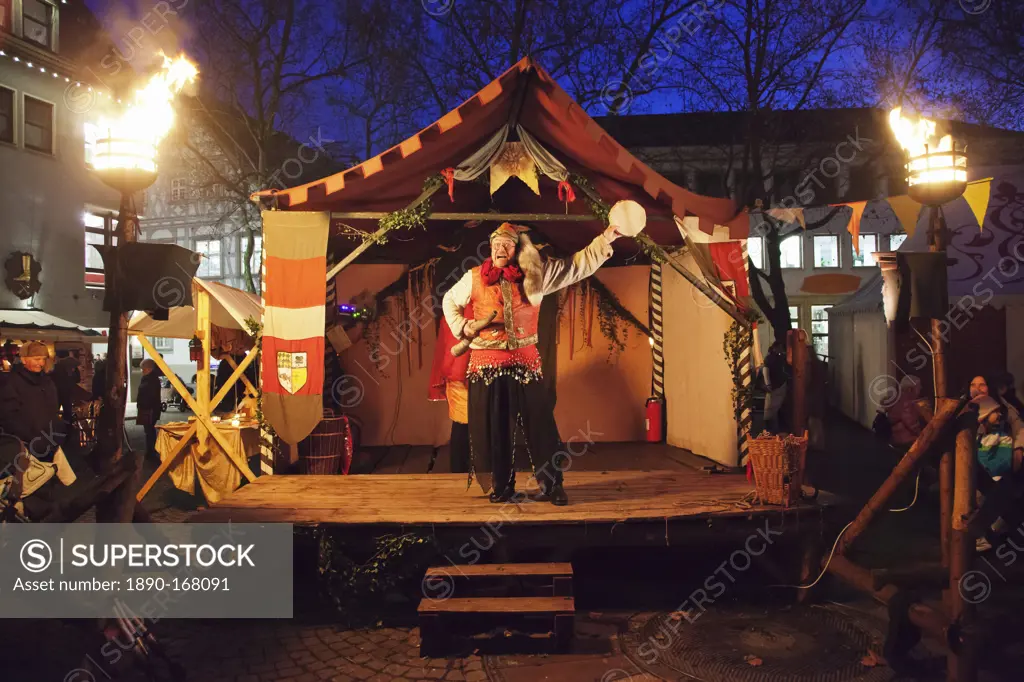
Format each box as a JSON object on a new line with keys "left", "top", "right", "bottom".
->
{"left": 315, "top": 528, "right": 439, "bottom": 627}
{"left": 242, "top": 316, "right": 276, "bottom": 454}
{"left": 723, "top": 318, "right": 759, "bottom": 420}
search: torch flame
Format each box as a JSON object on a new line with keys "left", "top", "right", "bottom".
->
{"left": 888, "top": 107, "right": 965, "bottom": 186}
{"left": 93, "top": 53, "right": 199, "bottom": 174}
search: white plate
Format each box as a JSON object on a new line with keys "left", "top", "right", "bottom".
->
{"left": 608, "top": 200, "right": 647, "bottom": 237}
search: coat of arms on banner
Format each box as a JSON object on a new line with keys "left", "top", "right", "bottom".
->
{"left": 276, "top": 351, "right": 308, "bottom": 394}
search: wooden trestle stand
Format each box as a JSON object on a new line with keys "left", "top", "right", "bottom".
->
{"left": 133, "top": 286, "right": 259, "bottom": 502}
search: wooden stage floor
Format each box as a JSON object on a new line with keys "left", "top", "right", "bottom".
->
{"left": 193, "top": 444, "right": 840, "bottom": 541}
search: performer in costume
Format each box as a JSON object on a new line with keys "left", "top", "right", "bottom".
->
{"left": 429, "top": 302, "right": 473, "bottom": 472}
{"left": 442, "top": 222, "right": 622, "bottom": 505}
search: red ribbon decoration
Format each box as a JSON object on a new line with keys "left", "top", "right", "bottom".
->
{"left": 441, "top": 167, "right": 455, "bottom": 202}
{"left": 557, "top": 180, "right": 576, "bottom": 203}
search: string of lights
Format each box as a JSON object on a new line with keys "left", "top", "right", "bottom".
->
{"left": 0, "top": 48, "right": 121, "bottom": 104}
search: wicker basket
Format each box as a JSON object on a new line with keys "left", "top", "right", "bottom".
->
{"left": 748, "top": 430, "right": 808, "bottom": 507}
{"left": 298, "top": 415, "right": 353, "bottom": 475}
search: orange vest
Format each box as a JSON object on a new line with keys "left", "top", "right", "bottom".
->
{"left": 469, "top": 267, "right": 540, "bottom": 350}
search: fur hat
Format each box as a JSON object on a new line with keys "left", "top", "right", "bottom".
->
{"left": 20, "top": 341, "right": 49, "bottom": 358}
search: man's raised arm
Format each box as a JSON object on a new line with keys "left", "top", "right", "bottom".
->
{"left": 539, "top": 226, "right": 621, "bottom": 296}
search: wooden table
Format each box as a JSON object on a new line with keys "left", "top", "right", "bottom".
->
{"left": 156, "top": 419, "right": 259, "bottom": 503}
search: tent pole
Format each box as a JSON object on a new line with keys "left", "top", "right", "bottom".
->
{"left": 325, "top": 182, "right": 443, "bottom": 282}
{"left": 196, "top": 288, "right": 212, "bottom": 456}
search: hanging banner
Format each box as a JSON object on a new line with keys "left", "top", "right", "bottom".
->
{"left": 885, "top": 195, "right": 922, "bottom": 238}
{"left": 963, "top": 178, "right": 993, "bottom": 231}
{"left": 261, "top": 211, "right": 329, "bottom": 444}
{"left": 766, "top": 207, "right": 806, "bottom": 229}
{"left": 839, "top": 201, "right": 868, "bottom": 254}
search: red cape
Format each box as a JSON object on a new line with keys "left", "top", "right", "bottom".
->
{"left": 428, "top": 303, "right": 472, "bottom": 401}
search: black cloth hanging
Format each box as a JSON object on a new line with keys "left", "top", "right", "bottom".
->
{"left": 94, "top": 243, "right": 200, "bottom": 316}
{"left": 882, "top": 252, "right": 948, "bottom": 333}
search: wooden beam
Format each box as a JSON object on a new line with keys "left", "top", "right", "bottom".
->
{"left": 211, "top": 350, "right": 258, "bottom": 412}
{"left": 325, "top": 182, "right": 443, "bottom": 282}
{"left": 136, "top": 421, "right": 198, "bottom": 502}
{"left": 196, "top": 288, "right": 212, "bottom": 456}
{"left": 224, "top": 354, "right": 259, "bottom": 398}
{"left": 662, "top": 249, "right": 749, "bottom": 326}
{"left": 836, "top": 396, "right": 967, "bottom": 556}
{"left": 332, "top": 211, "right": 600, "bottom": 222}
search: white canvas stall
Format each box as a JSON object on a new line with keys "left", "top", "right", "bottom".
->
{"left": 662, "top": 250, "right": 739, "bottom": 467}
{"left": 128, "top": 279, "right": 261, "bottom": 338}
{"left": 0, "top": 309, "right": 102, "bottom": 343}
{"left": 829, "top": 274, "right": 889, "bottom": 428}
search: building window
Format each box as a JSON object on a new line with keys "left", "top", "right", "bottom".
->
{"left": 747, "top": 237, "right": 764, "bottom": 270}
{"left": 780, "top": 234, "right": 803, "bottom": 269}
{"left": 852, "top": 234, "right": 879, "bottom": 267}
{"left": 789, "top": 306, "right": 800, "bottom": 329}
{"left": 195, "top": 239, "right": 222, "bottom": 278}
{"left": 247, "top": 234, "right": 262, "bottom": 275}
{"left": 171, "top": 178, "right": 188, "bottom": 201}
{"left": 23, "top": 95, "right": 54, "bottom": 154}
{"left": 22, "top": 0, "right": 56, "bottom": 49}
{"left": 85, "top": 212, "right": 116, "bottom": 288}
{"left": 0, "top": 86, "right": 13, "bottom": 144}
{"left": 889, "top": 233, "right": 908, "bottom": 251}
{"left": 152, "top": 337, "right": 174, "bottom": 351}
{"left": 813, "top": 235, "right": 840, "bottom": 268}
{"left": 811, "top": 305, "right": 832, "bottom": 359}
{"left": 0, "top": 0, "right": 11, "bottom": 32}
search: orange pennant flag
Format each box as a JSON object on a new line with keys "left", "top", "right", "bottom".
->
{"left": 886, "top": 195, "right": 922, "bottom": 238}
{"left": 963, "top": 178, "right": 993, "bottom": 231}
{"left": 842, "top": 201, "right": 868, "bottom": 254}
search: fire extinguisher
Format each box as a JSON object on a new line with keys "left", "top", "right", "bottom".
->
{"left": 645, "top": 396, "right": 664, "bottom": 442}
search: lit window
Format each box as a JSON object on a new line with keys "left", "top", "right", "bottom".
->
{"left": 152, "top": 337, "right": 174, "bottom": 351}
{"left": 248, "top": 234, "right": 263, "bottom": 274}
{"left": 746, "top": 237, "right": 764, "bottom": 269}
{"left": 171, "top": 178, "right": 187, "bottom": 201}
{"left": 813, "top": 235, "right": 840, "bottom": 268}
{"left": 85, "top": 212, "right": 116, "bottom": 288}
{"left": 23, "top": 95, "right": 54, "bottom": 154}
{"left": 0, "top": 87, "right": 13, "bottom": 144}
{"left": 0, "top": 0, "right": 11, "bottom": 32}
{"left": 811, "top": 305, "right": 832, "bottom": 358}
{"left": 780, "top": 234, "right": 802, "bottom": 269}
{"left": 852, "top": 234, "right": 879, "bottom": 267}
{"left": 195, "top": 239, "right": 222, "bottom": 278}
{"left": 22, "top": 0, "right": 55, "bottom": 49}
{"left": 889, "top": 234, "right": 908, "bottom": 250}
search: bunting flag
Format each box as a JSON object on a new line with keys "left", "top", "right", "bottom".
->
{"left": 886, "top": 195, "right": 922, "bottom": 238}
{"left": 766, "top": 207, "right": 806, "bottom": 230}
{"left": 261, "top": 210, "right": 329, "bottom": 444}
{"left": 963, "top": 178, "right": 993, "bottom": 231}
{"left": 841, "top": 201, "right": 868, "bottom": 254}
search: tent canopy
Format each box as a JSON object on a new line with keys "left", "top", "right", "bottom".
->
{"left": 0, "top": 309, "right": 102, "bottom": 343}
{"left": 128, "top": 279, "right": 261, "bottom": 339}
{"left": 253, "top": 57, "right": 746, "bottom": 264}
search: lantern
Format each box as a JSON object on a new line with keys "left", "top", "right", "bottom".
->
{"left": 189, "top": 335, "right": 202, "bottom": 362}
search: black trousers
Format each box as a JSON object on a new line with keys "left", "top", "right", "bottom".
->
{"left": 450, "top": 422, "right": 470, "bottom": 473}
{"left": 144, "top": 424, "right": 158, "bottom": 458}
{"left": 467, "top": 375, "right": 564, "bottom": 494}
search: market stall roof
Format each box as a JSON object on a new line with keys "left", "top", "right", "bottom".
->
{"left": 128, "top": 279, "right": 261, "bottom": 339}
{"left": 0, "top": 309, "right": 103, "bottom": 343}
{"left": 251, "top": 57, "right": 746, "bottom": 263}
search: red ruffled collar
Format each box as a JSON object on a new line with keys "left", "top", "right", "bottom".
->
{"left": 481, "top": 258, "right": 523, "bottom": 285}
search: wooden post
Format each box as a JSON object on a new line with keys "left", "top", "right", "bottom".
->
{"left": 95, "top": 192, "right": 139, "bottom": 523}
{"left": 940, "top": 452, "right": 953, "bottom": 568}
{"left": 836, "top": 396, "right": 967, "bottom": 556}
{"left": 950, "top": 419, "right": 978, "bottom": 682}
{"left": 195, "top": 288, "right": 212, "bottom": 456}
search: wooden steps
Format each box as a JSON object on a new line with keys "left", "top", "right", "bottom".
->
{"left": 418, "top": 563, "right": 575, "bottom": 656}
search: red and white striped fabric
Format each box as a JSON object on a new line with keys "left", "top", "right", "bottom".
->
{"left": 261, "top": 210, "right": 329, "bottom": 444}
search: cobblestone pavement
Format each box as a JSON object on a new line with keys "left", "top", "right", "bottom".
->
{"left": 157, "top": 621, "right": 488, "bottom": 682}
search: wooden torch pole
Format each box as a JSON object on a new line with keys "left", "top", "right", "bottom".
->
{"left": 930, "top": 206, "right": 954, "bottom": 570}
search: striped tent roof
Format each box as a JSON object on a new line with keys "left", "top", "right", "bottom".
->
{"left": 252, "top": 58, "right": 747, "bottom": 261}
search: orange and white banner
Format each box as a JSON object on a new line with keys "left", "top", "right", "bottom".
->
{"left": 261, "top": 210, "right": 329, "bottom": 444}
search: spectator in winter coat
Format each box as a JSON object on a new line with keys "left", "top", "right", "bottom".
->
{"left": 136, "top": 359, "right": 163, "bottom": 459}
{"left": 887, "top": 376, "right": 925, "bottom": 447}
{"left": 970, "top": 374, "right": 1024, "bottom": 456}
{"left": 0, "top": 342, "right": 65, "bottom": 460}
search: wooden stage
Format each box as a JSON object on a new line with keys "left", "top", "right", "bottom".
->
{"left": 192, "top": 444, "right": 841, "bottom": 548}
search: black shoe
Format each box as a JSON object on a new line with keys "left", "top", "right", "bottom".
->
{"left": 550, "top": 484, "right": 568, "bottom": 506}
{"left": 489, "top": 487, "right": 523, "bottom": 503}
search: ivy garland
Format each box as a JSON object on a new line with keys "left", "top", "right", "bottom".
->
{"left": 315, "top": 528, "right": 439, "bottom": 627}
{"left": 242, "top": 316, "right": 277, "bottom": 454}
{"left": 723, "top": 309, "right": 762, "bottom": 420}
